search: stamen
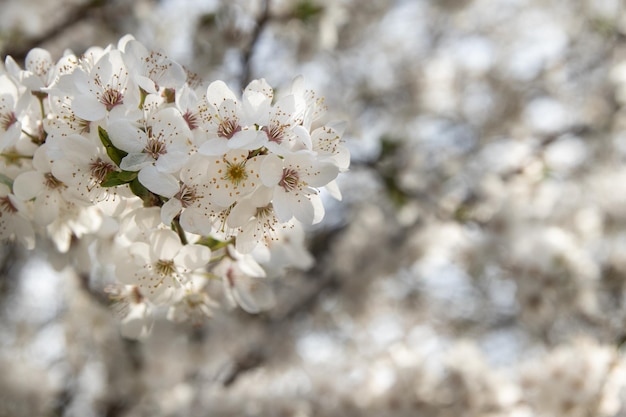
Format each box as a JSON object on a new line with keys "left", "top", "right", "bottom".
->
{"left": 145, "top": 138, "right": 167, "bottom": 159}
{"left": 100, "top": 88, "right": 124, "bottom": 111}
{"left": 155, "top": 259, "right": 176, "bottom": 277}
{"left": 90, "top": 159, "right": 116, "bottom": 183}
{"left": 44, "top": 173, "right": 65, "bottom": 190}
{"left": 176, "top": 184, "right": 197, "bottom": 208}
{"left": 279, "top": 168, "right": 299, "bottom": 192}
{"left": 217, "top": 118, "right": 241, "bottom": 139}
{"left": 262, "top": 124, "right": 284, "bottom": 144}
{"left": 223, "top": 160, "right": 248, "bottom": 186}
{"left": 183, "top": 110, "right": 199, "bottom": 130}
{"left": 0, "top": 196, "right": 18, "bottom": 214}
{"left": 0, "top": 112, "right": 17, "bottom": 131}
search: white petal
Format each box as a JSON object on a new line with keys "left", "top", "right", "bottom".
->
{"left": 120, "top": 153, "right": 153, "bottom": 171}
{"left": 129, "top": 242, "right": 151, "bottom": 264}
{"left": 34, "top": 193, "right": 59, "bottom": 226}
{"left": 120, "top": 304, "right": 152, "bottom": 340}
{"left": 272, "top": 188, "right": 294, "bottom": 222}
{"left": 199, "top": 138, "right": 230, "bottom": 156}
{"left": 306, "top": 161, "right": 339, "bottom": 187}
{"left": 161, "top": 198, "right": 182, "bottom": 226}
{"left": 13, "top": 171, "right": 45, "bottom": 200}
{"left": 228, "top": 129, "right": 261, "bottom": 149}
{"left": 206, "top": 80, "right": 237, "bottom": 104}
{"left": 310, "top": 193, "right": 325, "bottom": 224}
{"left": 324, "top": 179, "right": 343, "bottom": 201}
{"left": 237, "top": 255, "right": 266, "bottom": 278}
{"left": 150, "top": 228, "right": 181, "bottom": 260}
{"left": 293, "top": 125, "right": 312, "bottom": 150}
{"left": 138, "top": 165, "right": 179, "bottom": 198}
{"left": 72, "top": 95, "right": 106, "bottom": 121}
{"left": 260, "top": 154, "right": 284, "bottom": 187}
{"left": 180, "top": 208, "right": 213, "bottom": 236}
{"left": 292, "top": 194, "right": 315, "bottom": 225}
{"left": 174, "top": 244, "right": 211, "bottom": 270}
{"left": 235, "top": 222, "right": 259, "bottom": 254}
{"left": 333, "top": 146, "right": 351, "bottom": 171}
{"left": 108, "top": 120, "right": 148, "bottom": 153}
{"left": 156, "top": 151, "right": 187, "bottom": 173}
{"left": 136, "top": 75, "right": 157, "bottom": 94}
{"left": 227, "top": 200, "right": 255, "bottom": 228}
{"left": 231, "top": 284, "right": 262, "bottom": 314}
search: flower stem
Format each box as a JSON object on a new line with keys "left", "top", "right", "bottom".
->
{"left": 172, "top": 217, "right": 188, "bottom": 245}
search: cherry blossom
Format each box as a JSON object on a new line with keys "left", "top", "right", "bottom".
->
{"left": 0, "top": 34, "right": 349, "bottom": 336}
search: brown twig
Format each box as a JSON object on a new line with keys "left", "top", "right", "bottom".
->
{"left": 1, "top": 0, "right": 106, "bottom": 62}
{"left": 239, "top": 0, "right": 271, "bottom": 89}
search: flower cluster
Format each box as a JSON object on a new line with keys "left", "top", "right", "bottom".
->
{"left": 0, "top": 35, "right": 348, "bottom": 338}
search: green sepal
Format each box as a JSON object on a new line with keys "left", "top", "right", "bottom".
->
{"left": 100, "top": 170, "right": 138, "bottom": 187}
{"left": 129, "top": 178, "right": 159, "bottom": 207}
{"left": 98, "top": 126, "right": 127, "bottom": 167}
{"left": 196, "top": 236, "right": 233, "bottom": 251}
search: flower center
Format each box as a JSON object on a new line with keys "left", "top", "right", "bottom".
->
{"left": 0, "top": 196, "right": 17, "bottom": 214}
{"left": 145, "top": 138, "right": 167, "bottom": 159}
{"left": 255, "top": 203, "right": 273, "bottom": 219}
{"left": 90, "top": 159, "right": 116, "bottom": 184}
{"left": 155, "top": 259, "right": 176, "bottom": 277}
{"left": 279, "top": 168, "right": 299, "bottom": 192}
{"left": 0, "top": 112, "right": 17, "bottom": 132}
{"left": 44, "top": 173, "right": 65, "bottom": 190}
{"left": 224, "top": 160, "right": 248, "bottom": 186}
{"left": 176, "top": 184, "right": 198, "bottom": 208}
{"left": 262, "top": 124, "right": 284, "bottom": 144}
{"left": 217, "top": 118, "right": 241, "bottom": 139}
{"left": 100, "top": 88, "right": 124, "bottom": 111}
{"left": 183, "top": 110, "right": 199, "bottom": 130}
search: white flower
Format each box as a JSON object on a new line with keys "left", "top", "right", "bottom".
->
{"left": 197, "top": 80, "right": 259, "bottom": 155}
{"left": 47, "top": 134, "right": 120, "bottom": 204}
{"left": 0, "top": 183, "right": 35, "bottom": 249}
{"left": 213, "top": 246, "right": 274, "bottom": 314}
{"left": 160, "top": 154, "right": 222, "bottom": 236}
{"left": 70, "top": 49, "right": 139, "bottom": 121}
{"left": 288, "top": 75, "right": 327, "bottom": 130}
{"left": 115, "top": 228, "right": 211, "bottom": 302}
{"left": 260, "top": 151, "right": 338, "bottom": 224}
{"left": 13, "top": 144, "right": 69, "bottom": 226}
{"left": 227, "top": 185, "right": 282, "bottom": 254}
{"left": 310, "top": 122, "right": 350, "bottom": 170}
{"left": 108, "top": 107, "right": 193, "bottom": 197}
{"left": 206, "top": 149, "right": 264, "bottom": 207}
{"left": 167, "top": 280, "right": 217, "bottom": 325}
{"left": 5, "top": 47, "right": 56, "bottom": 92}
{"left": 0, "top": 74, "right": 24, "bottom": 151}
{"left": 45, "top": 203, "right": 103, "bottom": 253}
{"left": 121, "top": 36, "right": 187, "bottom": 94}
{"left": 255, "top": 221, "right": 314, "bottom": 275}
{"left": 44, "top": 93, "right": 92, "bottom": 139}
{"left": 106, "top": 284, "right": 154, "bottom": 339}
{"left": 175, "top": 84, "right": 207, "bottom": 146}
{"left": 248, "top": 91, "right": 309, "bottom": 154}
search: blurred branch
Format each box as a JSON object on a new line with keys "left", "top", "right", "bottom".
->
{"left": 239, "top": 0, "right": 271, "bottom": 88}
{"left": 1, "top": 0, "right": 106, "bottom": 61}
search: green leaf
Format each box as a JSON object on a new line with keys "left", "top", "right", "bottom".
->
{"left": 100, "top": 170, "right": 138, "bottom": 187}
{"left": 98, "top": 126, "right": 127, "bottom": 167}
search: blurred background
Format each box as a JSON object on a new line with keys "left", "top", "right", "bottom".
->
{"left": 3, "top": 0, "right": 626, "bottom": 416}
